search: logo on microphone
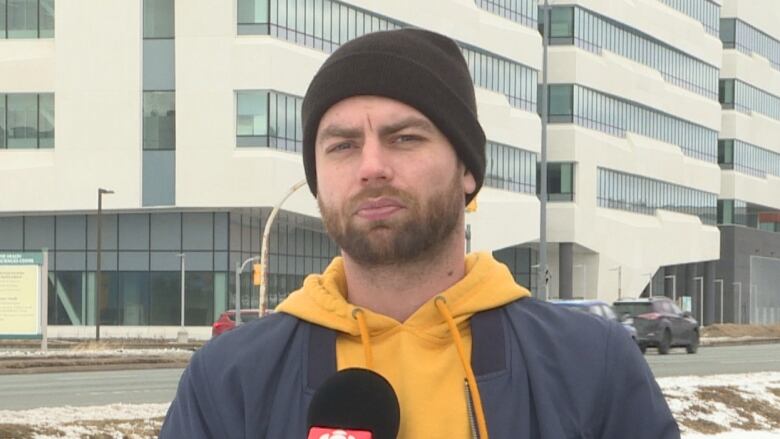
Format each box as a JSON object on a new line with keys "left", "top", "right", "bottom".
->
{"left": 307, "top": 427, "right": 373, "bottom": 439}
{"left": 319, "top": 430, "right": 355, "bottom": 439}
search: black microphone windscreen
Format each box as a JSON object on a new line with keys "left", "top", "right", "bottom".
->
{"left": 307, "top": 368, "right": 400, "bottom": 439}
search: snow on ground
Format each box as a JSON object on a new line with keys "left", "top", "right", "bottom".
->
{"left": 0, "top": 372, "right": 779, "bottom": 438}
{"left": 0, "top": 403, "right": 170, "bottom": 425}
{"left": 685, "top": 432, "right": 780, "bottom": 438}
{"left": 658, "top": 372, "right": 780, "bottom": 437}
{"left": 0, "top": 348, "right": 192, "bottom": 358}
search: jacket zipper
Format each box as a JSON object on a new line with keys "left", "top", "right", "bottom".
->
{"left": 464, "top": 379, "right": 480, "bottom": 439}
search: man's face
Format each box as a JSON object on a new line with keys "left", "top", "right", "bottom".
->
{"left": 314, "top": 96, "right": 477, "bottom": 266}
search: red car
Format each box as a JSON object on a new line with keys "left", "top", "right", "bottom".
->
{"left": 211, "top": 309, "right": 263, "bottom": 337}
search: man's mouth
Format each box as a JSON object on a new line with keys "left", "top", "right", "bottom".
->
{"left": 355, "top": 198, "right": 405, "bottom": 221}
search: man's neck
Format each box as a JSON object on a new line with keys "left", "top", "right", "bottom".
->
{"left": 341, "top": 233, "right": 467, "bottom": 322}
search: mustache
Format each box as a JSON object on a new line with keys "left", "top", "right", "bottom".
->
{"left": 347, "top": 186, "right": 414, "bottom": 212}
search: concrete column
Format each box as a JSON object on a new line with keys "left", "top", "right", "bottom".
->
{"left": 704, "top": 261, "right": 716, "bottom": 326}
{"left": 559, "top": 243, "right": 573, "bottom": 299}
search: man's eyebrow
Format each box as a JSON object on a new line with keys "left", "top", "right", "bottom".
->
{"left": 378, "top": 117, "right": 436, "bottom": 137}
{"left": 316, "top": 125, "right": 363, "bottom": 145}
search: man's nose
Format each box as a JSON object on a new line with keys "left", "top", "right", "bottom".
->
{"left": 357, "top": 136, "right": 393, "bottom": 184}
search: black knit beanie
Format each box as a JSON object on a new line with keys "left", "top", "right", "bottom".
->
{"left": 301, "top": 28, "right": 486, "bottom": 204}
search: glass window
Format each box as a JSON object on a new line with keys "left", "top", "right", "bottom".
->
{"left": 550, "top": 7, "right": 573, "bottom": 41}
{"left": 143, "top": 0, "right": 174, "bottom": 39}
{"left": 38, "top": 93, "right": 53, "bottom": 148}
{"left": 39, "top": 0, "right": 53, "bottom": 37}
{"left": 548, "top": 84, "right": 573, "bottom": 121}
{"left": 143, "top": 91, "right": 175, "bottom": 150}
{"left": 0, "top": 95, "right": 5, "bottom": 148}
{"left": 7, "top": 0, "right": 37, "bottom": 38}
{"left": 238, "top": 0, "right": 269, "bottom": 24}
{"left": 149, "top": 272, "right": 180, "bottom": 325}
{"left": 718, "top": 139, "right": 734, "bottom": 165}
{"left": 7, "top": 93, "right": 37, "bottom": 148}
{"left": 150, "top": 213, "right": 181, "bottom": 250}
{"left": 720, "top": 18, "right": 737, "bottom": 49}
{"left": 545, "top": 162, "right": 574, "bottom": 201}
{"left": 0, "top": 0, "right": 5, "bottom": 38}
{"left": 185, "top": 272, "right": 215, "bottom": 325}
{"left": 237, "top": 90, "right": 268, "bottom": 137}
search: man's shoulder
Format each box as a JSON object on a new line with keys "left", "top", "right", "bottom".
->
{"left": 193, "top": 312, "right": 305, "bottom": 371}
{"left": 501, "top": 297, "right": 624, "bottom": 349}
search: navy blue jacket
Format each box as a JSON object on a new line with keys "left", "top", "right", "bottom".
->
{"left": 160, "top": 298, "right": 680, "bottom": 438}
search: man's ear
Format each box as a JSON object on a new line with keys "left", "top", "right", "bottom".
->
{"left": 463, "top": 168, "right": 476, "bottom": 195}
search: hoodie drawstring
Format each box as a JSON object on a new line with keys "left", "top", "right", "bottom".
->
{"left": 352, "top": 307, "right": 374, "bottom": 370}
{"left": 435, "top": 296, "right": 489, "bottom": 439}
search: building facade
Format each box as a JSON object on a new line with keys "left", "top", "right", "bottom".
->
{"left": 539, "top": 0, "right": 723, "bottom": 323}
{"left": 0, "top": 0, "right": 541, "bottom": 336}
{"left": 716, "top": 0, "right": 780, "bottom": 325}
{"left": 2, "top": 0, "right": 779, "bottom": 336}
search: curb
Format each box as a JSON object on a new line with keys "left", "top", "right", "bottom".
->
{"left": 701, "top": 338, "right": 780, "bottom": 347}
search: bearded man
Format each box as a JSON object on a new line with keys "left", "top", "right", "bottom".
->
{"left": 160, "top": 28, "right": 679, "bottom": 439}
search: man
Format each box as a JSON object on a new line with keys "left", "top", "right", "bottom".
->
{"left": 160, "top": 29, "right": 679, "bottom": 438}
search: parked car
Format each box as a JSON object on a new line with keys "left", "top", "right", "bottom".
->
{"left": 613, "top": 297, "right": 699, "bottom": 355}
{"left": 212, "top": 309, "right": 262, "bottom": 337}
{"left": 550, "top": 299, "right": 638, "bottom": 344}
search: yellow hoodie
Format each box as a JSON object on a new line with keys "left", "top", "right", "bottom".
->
{"left": 277, "top": 252, "right": 531, "bottom": 438}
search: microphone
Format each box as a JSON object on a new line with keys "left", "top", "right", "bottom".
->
{"left": 307, "top": 368, "right": 400, "bottom": 439}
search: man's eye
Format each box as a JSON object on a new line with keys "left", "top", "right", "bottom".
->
{"left": 328, "top": 142, "right": 353, "bottom": 153}
{"left": 394, "top": 134, "right": 421, "bottom": 143}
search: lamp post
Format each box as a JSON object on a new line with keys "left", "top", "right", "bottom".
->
{"left": 664, "top": 274, "right": 677, "bottom": 303}
{"left": 694, "top": 276, "right": 704, "bottom": 324}
{"left": 176, "top": 253, "right": 188, "bottom": 343}
{"left": 538, "top": 0, "right": 550, "bottom": 301}
{"left": 95, "top": 188, "right": 113, "bottom": 341}
{"left": 714, "top": 279, "right": 724, "bottom": 323}
{"left": 259, "top": 179, "right": 307, "bottom": 315}
{"left": 732, "top": 281, "right": 742, "bottom": 324}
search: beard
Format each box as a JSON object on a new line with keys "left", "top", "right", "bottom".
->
{"left": 318, "top": 173, "right": 465, "bottom": 267}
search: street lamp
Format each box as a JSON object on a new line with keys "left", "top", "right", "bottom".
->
{"left": 176, "top": 253, "right": 188, "bottom": 343}
{"left": 538, "top": 0, "right": 550, "bottom": 302}
{"left": 95, "top": 188, "right": 113, "bottom": 341}
{"left": 259, "top": 179, "right": 307, "bottom": 315}
{"left": 694, "top": 276, "right": 704, "bottom": 324}
{"left": 714, "top": 279, "right": 724, "bottom": 323}
{"left": 732, "top": 281, "right": 742, "bottom": 324}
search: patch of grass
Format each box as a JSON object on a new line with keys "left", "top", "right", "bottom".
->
{"left": 680, "top": 418, "right": 729, "bottom": 434}
{"left": 0, "top": 424, "right": 37, "bottom": 439}
{"left": 694, "top": 386, "right": 780, "bottom": 431}
{"left": 0, "top": 424, "right": 65, "bottom": 439}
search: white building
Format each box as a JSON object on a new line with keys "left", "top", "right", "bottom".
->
{"left": 2, "top": 0, "right": 779, "bottom": 336}
{"left": 0, "top": 0, "right": 541, "bottom": 337}
{"left": 540, "top": 0, "right": 723, "bottom": 313}
{"left": 717, "top": 0, "right": 780, "bottom": 325}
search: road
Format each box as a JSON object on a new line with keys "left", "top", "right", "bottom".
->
{"left": 0, "top": 344, "right": 778, "bottom": 410}
{"left": 0, "top": 368, "right": 183, "bottom": 410}
{"left": 646, "top": 343, "right": 780, "bottom": 377}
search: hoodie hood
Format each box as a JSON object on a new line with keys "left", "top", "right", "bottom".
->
{"left": 276, "top": 251, "right": 530, "bottom": 338}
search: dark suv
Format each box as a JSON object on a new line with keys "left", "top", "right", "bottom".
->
{"left": 613, "top": 297, "right": 699, "bottom": 355}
